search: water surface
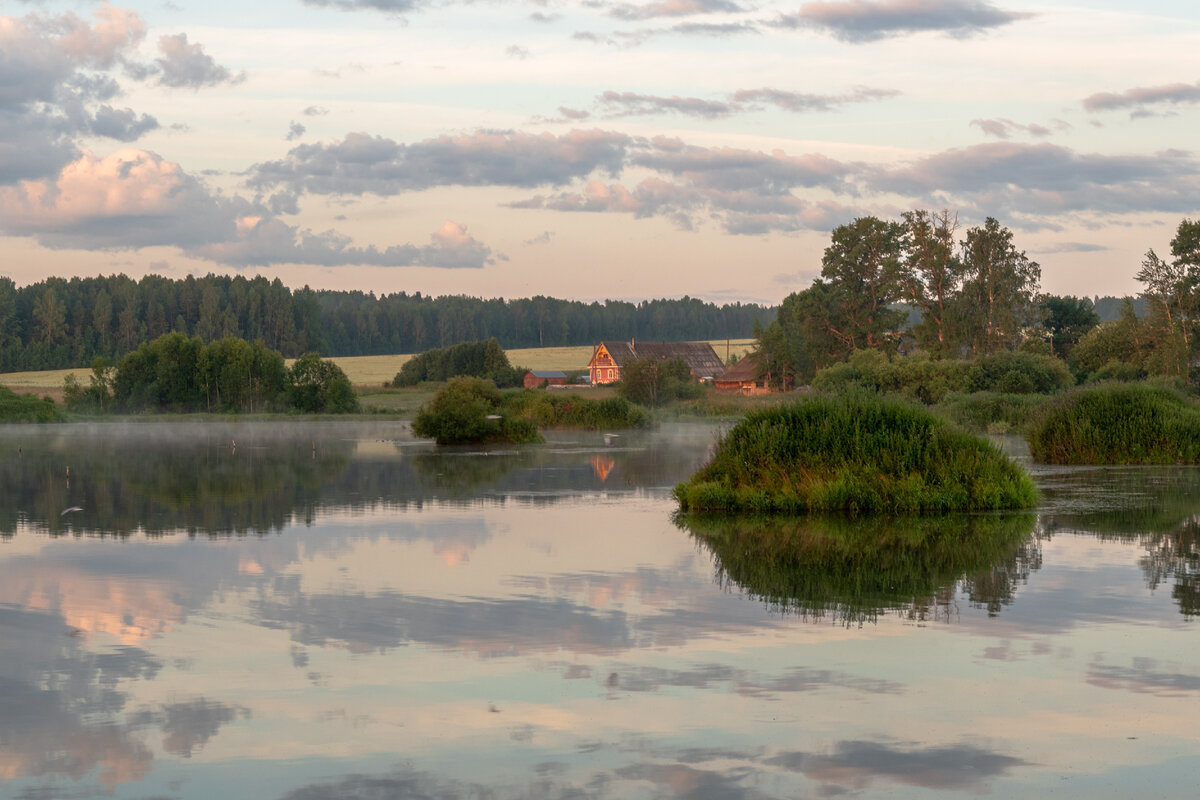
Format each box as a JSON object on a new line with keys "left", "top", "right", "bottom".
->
{"left": 0, "top": 421, "right": 1195, "bottom": 799}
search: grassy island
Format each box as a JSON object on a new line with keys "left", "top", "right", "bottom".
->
{"left": 674, "top": 393, "right": 1037, "bottom": 514}
{"left": 1027, "top": 383, "right": 1200, "bottom": 464}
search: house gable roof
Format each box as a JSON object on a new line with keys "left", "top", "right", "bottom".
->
{"left": 591, "top": 341, "right": 726, "bottom": 378}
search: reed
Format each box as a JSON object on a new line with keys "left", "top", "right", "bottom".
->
{"left": 1027, "top": 382, "right": 1200, "bottom": 464}
{"left": 674, "top": 393, "right": 1036, "bottom": 513}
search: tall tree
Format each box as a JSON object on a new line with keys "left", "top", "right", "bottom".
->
{"left": 818, "top": 216, "right": 907, "bottom": 352}
{"left": 1041, "top": 295, "right": 1099, "bottom": 359}
{"left": 958, "top": 217, "right": 1041, "bottom": 355}
{"left": 899, "top": 209, "right": 963, "bottom": 355}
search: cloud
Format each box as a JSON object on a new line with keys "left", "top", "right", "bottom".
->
{"left": 867, "top": 141, "right": 1200, "bottom": 222}
{"left": 194, "top": 217, "right": 493, "bottom": 268}
{"left": 0, "top": 4, "right": 148, "bottom": 182}
{"left": 733, "top": 85, "right": 899, "bottom": 112}
{"left": 1087, "top": 658, "right": 1200, "bottom": 697}
{"left": 0, "top": 148, "right": 494, "bottom": 268}
{"left": 300, "top": 0, "right": 421, "bottom": 12}
{"left": 597, "top": 90, "right": 739, "bottom": 119}
{"left": 0, "top": 6, "right": 238, "bottom": 185}
{"left": 249, "top": 129, "right": 634, "bottom": 195}
{"left": 766, "top": 740, "right": 1028, "bottom": 791}
{"left": 89, "top": 105, "right": 160, "bottom": 141}
{"left": 771, "top": 0, "right": 1032, "bottom": 43}
{"left": 505, "top": 44, "right": 530, "bottom": 59}
{"left": 286, "top": 121, "right": 306, "bottom": 141}
{"left": 573, "top": 86, "right": 898, "bottom": 121}
{"left": 302, "top": 105, "right": 330, "bottom": 116}
{"left": 0, "top": 148, "right": 235, "bottom": 248}
{"left": 1031, "top": 241, "right": 1109, "bottom": 254}
{"left": 970, "top": 117, "right": 1067, "bottom": 139}
{"left": 1083, "top": 80, "right": 1200, "bottom": 115}
{"left": 155, "top": 33, "right": 244, "bottom": 88}
{"left": 574, "top": 19, "right": 759, "bottom": 46}
{"left": 607, "top": 0, "right": 748, "bottom": 21}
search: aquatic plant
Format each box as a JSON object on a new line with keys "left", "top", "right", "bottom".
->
{"left": 1026, "top": 382, "right": 1200, "bottom": 464}
{"left": 674, "top": 393, "right": 1036, "bottom": 513}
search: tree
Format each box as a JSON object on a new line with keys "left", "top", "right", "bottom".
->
{"left": 817, "top": 216, "right": 907, "bottom": 352}
{"left": 618, "top": 357, "right": 696, "bottom": 407}
{"left": 1136, "top": 244, "right": 1196, "bottom": 380}
{"left": 899, "top": 209, "right": 963, "bottom": 355}
{"left": 958, "top": 217, "right": 1041, "bottom": 355}
{"left": 1040, "top": 295, "right": 1099, "bottom": 359}
{"left": 288, "top": 353, "right": 358, "bottom": 413}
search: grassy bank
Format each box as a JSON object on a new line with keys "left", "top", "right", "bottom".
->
{"left": 675, "top": 393, "right": 1037, "bottom": 514}
{"left": 1027, "top": 382, "right": 1200, "bottom": 464}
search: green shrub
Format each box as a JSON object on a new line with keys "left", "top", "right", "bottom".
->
{"left": 967, "top": 351, "right": 1074, "bottom": 394}
{"left": 674, "top": 393, "right": 1036, "bottom": 514}
{"left": 0, "top": 386, "right": 66, "bottom": 422}
{"left": 412, "top": 377, "right": 542, "bottom": 445}
{"left": 503, "top": 391, "right": 649, "bottom": 429}
{"left": 1027, "top": 382, "right": 1200, "bottom": 464}
{"left": 812, "top": 350, "right": 971, "bottom": 404}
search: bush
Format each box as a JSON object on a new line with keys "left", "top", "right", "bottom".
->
{"left": 675, "top": 393, "right": 1036, "bottom": 514}
{"left": 0, "top": 386, "right": 65, "bottom": 423}
{"left": 503, "top": 391, "right": 649, "bottom": 429}
{"left": 411, "top": 377, "right": 541, "bottom": 445}
{"left": 1027, "top": 383, "right": 1200, "bottom": 464}
{"left": 288, "top": 353, "right": 359, "bottom": 414}
{"left": 813, "top": 350, "right": 971, "bottom": 404}
{"left": 967, "top": 351, "right": 1074, "bottom": 395}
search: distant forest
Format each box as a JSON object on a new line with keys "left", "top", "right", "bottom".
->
{"left": 0, "top": 274, "right": 777, "bottom": 371}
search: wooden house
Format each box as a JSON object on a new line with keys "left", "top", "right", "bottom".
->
{"left": 713, "top": 353, "right": 771, "bottom": 396}
{"left": 523, "top": 370, "right": 568, "bottom": 388}
{"left": 587, "top": 340, "right": 726, "bottom": 385}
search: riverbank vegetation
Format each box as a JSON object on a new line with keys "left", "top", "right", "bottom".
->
{"left": 674, "top": 394, "right": 1037, "bottom": 514}
{"left": 1027, "top": 383, "right": 1200, "bottom": 464}
{"left": 391, "top": 338, "right": 526, "bottom": 388}
{"left": 0, "top": 386, "right": 65, "bottom": 423}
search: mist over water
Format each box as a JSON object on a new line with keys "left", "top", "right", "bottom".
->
{"left": 0, "top": 420, "right": 1195, "bottom": 799}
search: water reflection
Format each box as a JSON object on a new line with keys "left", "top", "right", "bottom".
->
{"left": 681, "top": 512, "right": 1040, "bottom": 625}
{"left": 0, "top": 421, "right": 719, "bottom": 536}
{"left": 1039, "top": 465, "right": 1200, "bottom": 618}
{"left": 0, "top": 422, "right": 1197, "bottom": 799}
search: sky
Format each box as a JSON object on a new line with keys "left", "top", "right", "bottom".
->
{"left": 2, "top": 0, "right": 1199, "bottom": 305}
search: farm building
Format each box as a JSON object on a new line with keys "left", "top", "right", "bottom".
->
{"left": 713, "top": 353, "right": 771, "bottom": 396}
{"left": 523, "top": 370, "right": 568, "bottom": 388}
{"left": 587, "top": 340, "right": 726, "bottom": 385}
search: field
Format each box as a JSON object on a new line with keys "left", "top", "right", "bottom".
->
{"left": 0, "top": 339, "right": 757, "bottom": 403}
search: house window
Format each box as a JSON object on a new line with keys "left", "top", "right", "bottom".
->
{"left": 607, "top": 369, "right": 613, "bottom": 380}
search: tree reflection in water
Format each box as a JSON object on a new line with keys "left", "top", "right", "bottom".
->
{"left": 680, "top": 512, "right": 1041, "bottom": 626}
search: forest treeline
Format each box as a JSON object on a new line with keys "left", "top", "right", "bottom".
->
{"left": 0, "top": 273, "right": 776, "bottom": 371}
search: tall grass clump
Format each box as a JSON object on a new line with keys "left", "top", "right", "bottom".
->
{"left": 934, "top": 391, "right": 1050, "bottom": 434}
{"left": 674, "top": 393, "right": 1036, "bottom": 514}
{"left": 504, "top": 391, "right": 649, "bottom": 429}
{"left": 1027, "top": 382, "right": 1200, "bottom": 464}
